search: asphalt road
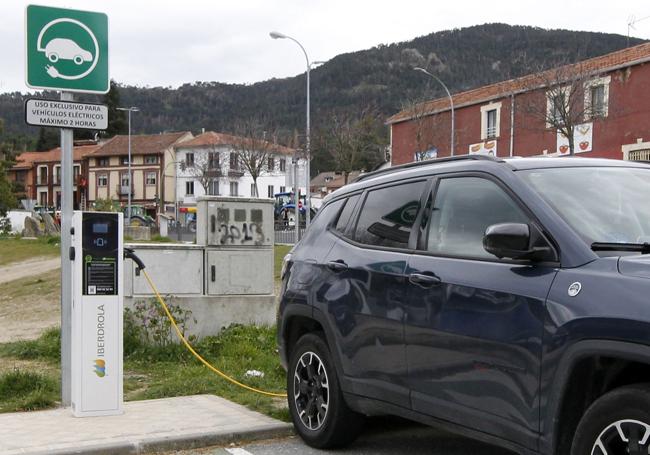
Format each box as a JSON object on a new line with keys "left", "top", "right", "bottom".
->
{"left": 175, "top": 417, "right": 516, "bottom": 455}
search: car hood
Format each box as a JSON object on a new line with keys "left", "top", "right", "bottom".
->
{"left": 618, "top": 254, "right": 650, "bottom": 279}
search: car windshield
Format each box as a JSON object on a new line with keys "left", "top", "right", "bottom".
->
{"left": 520, "top": 166, "right": 650, "bottom": 245}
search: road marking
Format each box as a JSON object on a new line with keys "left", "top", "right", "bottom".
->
{"left": 226, "top": 448, "right": 254, "bottom": 455}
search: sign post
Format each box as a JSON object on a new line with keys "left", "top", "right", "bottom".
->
{"left": 25, "top": 4, "right": 109, "bottom": 406}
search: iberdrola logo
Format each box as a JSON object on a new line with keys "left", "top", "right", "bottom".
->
{"left": 94, "top": 359, "right": 106, "bottom": 377}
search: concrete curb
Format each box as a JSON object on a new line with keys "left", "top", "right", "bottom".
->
{"left": 21, "top": 422, "right": 294, "bottom": 455}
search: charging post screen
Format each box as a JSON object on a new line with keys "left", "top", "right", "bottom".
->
{"left": 82, "top": 213, "right": 119, "bottom": 296}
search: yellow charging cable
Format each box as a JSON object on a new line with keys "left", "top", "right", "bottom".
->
{"left": 142, "top": 269, "right": 288, "bottom": 398}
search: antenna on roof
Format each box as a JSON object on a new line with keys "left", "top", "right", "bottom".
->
{"left": 628, "top": 14, "right": 650, "bottom": 47}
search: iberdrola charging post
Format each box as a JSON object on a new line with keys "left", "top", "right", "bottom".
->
{"left": 71, "top": 212, "right": 124, "bottom": 416}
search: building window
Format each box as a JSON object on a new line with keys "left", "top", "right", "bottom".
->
{"left": 267, "top": 157, "right": 275, "bottom": 170}
{"left": 98, "top": 174, "right": 108, "bottom": 187}
{"left": 121, "top": 173, "right": 131, "bottom": 187}
{"left": 629, "top": 149, "right": 650, "bottom": 161}
{"left": 546, "top": 87, "right": 570, "bottom": 127}
{"left": 185, "top": 153, "right": 194, "bottom": 167}
{"left": 73, "top": 165, "right": 81, "bottom": 178}
{"left": 146, "top": 171, "right": 157, "bottom": 185}
{"left": 279, "top": 185, "right": 286, "bottom": 193}
{"left": 480, "top": 102, "right": 501, "bottom": 140}
{"left": 584, "top": 76, "right": 610, "bottom": 120}
{"left": 121, "top": 156, "right": 130, "bottom": 165}
{"left": 96, "top": 157, "right": 109, "bottom": 167}
{"left": 208, "top": 152, "right": 219, "bottom": 169}
{"left": 279, "top": 158, "right": 286, "bottom": 172}
{"left": 208, "top": 179, "right": 219, "bottom": 195}
{"left": 144, "top": 155, "right": 158, "bottom": 164}
{"left": 38, "top": 166, "right": 48, "bottom": 185}
{"left": 54, "top": 166, "right": 61, "bottom": 185}
{"left": 267, "top": 185, "right": 274, "bottom": 198}
{"left": 185, "top": 181, "right": 194, "bottom": 195}
{"left": 230, "top": 153, "right": 239, "bottom": 170}
{"left": 230, "top": 181, "right": 239, "bottom": 196}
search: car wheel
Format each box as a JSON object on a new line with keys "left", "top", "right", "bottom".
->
{"left": 288, "top": 333, "right": 364, "bottom": 449}
{"left": 571, "top": 384, "right": 650, "bottom": 455}
{"left": 73, "top": 55, "right": 83, "bottom": 65}
{"left": 48, "top": 53, "right": 58, "bottom": 63}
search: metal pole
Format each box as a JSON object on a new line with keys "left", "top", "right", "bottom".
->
{"left": 60, "top": 91, "right": 74, "bottom": 405}
{"left": 127, "top": 110, "right": 132, "bottom": 224}
{"left": 294, "top": 160, "right": 299, "bottom": 244}
{"left": 305, "top": 61, "right": 311, "bottom": 227}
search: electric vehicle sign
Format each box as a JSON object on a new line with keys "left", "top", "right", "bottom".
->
{"left": 25, "top": 5, "right": 109, "bottom": 94}
{"left": 25, "top": 99, "right": 108, "bottom": 130}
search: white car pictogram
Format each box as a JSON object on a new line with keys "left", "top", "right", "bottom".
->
{"left": 42, "top": 38, "right": 93, "bottom": 65}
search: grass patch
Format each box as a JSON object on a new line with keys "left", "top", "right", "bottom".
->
{"left": 0, "top": 369, "right": 59, "bottom": 412}
{"left": 274, "top": 244, "right": 291, "bottom": 280}
{"left": 0, "top": 236, "right": 60, "bottom": 265}
{"left": 0, "top": 269, "right": 60, "bottom": 301}
{"left": 0, "top": 324, "right": 288, "bottom": 420}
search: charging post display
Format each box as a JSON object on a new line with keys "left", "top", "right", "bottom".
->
{"left": 71, "top": 211, "right": 123, "bottom": 417}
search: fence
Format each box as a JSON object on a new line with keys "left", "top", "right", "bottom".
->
{"left": 274, "top": 221, "right": 306, "bottom": 244}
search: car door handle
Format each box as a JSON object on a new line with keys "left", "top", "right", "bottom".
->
{"left": 326, "top": 260, "right": 348, "bottom": 272}
{"left": 409, "top": 273, "right": 441, "bottom": 287}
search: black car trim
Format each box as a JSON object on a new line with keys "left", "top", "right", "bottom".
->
{"left": 541, "top": 339, "right": 650, "bottom": 454}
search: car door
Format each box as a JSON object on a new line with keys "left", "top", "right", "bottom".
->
{"left": 317, "top": 179, "right": 427, "bottom": 408}
{"left": 404, "top": 174, "right": 558, "bottom": 448}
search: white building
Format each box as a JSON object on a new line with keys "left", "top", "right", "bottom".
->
{"left": 174, "top": 131, "right": 305, "bottom": 210}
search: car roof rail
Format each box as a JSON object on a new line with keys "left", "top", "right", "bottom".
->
{"left": 352, "top": 154, "right": 502, "bottom": 183}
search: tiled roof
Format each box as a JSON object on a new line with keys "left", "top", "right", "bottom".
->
{"left": 90, "top": 132, "right": 191, "bottom": 157}
{"left": 311, "top": 171, "right": 362, "bottom": 188}
{"left": 387, "top": 42, "right": 650, "bottom": 124}
{"left": 12, "top": 144, "right": 100, "bottom": 169}
{"left": 177, "top": 131, "right": 296, "bottom": 156}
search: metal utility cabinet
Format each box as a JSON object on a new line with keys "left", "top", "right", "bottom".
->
{"left": 197, "top": 196, "right": 274, "bottom": 296}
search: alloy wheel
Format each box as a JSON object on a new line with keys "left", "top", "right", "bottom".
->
{"left": 293, "top": 351, "right": 329, "bottom": 431}
{"left": 591, "top": 419, "right": 650, "bottom": 455}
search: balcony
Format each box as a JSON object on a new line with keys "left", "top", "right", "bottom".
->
{"left": 205, "top": 169, "right": 223, "bottom": 178}
{"left": 116, "top": 184, "right": 135, "bottom": 197}
{"left": 228, "top": 167, "right": 244, "bottom": 178}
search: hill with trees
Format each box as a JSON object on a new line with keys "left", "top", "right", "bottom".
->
{"left": 0, "top": 23, "right": 643, "bottom": 167}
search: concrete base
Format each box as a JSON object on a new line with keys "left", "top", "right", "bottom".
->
{"left": 125, "top": 294, "right": 277, "bottom": 338}
{"left": 124, "top": 226, "right": 151, "bottom": 240}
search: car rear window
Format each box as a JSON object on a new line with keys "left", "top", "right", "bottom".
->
{"left": 353, "top": 181, "right": 426, "bottom": 249}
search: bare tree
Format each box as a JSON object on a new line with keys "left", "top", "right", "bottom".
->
{"left": 400, "top": 98, "right": 438, "bottom": 161}
{"left": 231, "top": 118, "right": 278, "bottom": 197}
{"left": 522, "top": 62, "right": 606, "bottom": 155}
{"left": 182, "top": 146, "right": 221, "bottom": 195}
{"left": 321, "top": 109, "right": 386, "bottom": 184}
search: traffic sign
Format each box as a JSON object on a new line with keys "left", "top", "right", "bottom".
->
{"left": 25, "top": 5, "right": 109, "bottom": 94}
{"left": 25, "top": 98, "right": 108, "bottom": 130}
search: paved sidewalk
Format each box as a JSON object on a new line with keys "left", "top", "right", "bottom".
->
{"left": 0, "top": 395, "right": 292, "bottom": 455}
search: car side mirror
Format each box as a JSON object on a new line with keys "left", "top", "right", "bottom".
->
{"left": 483, "top": 223, "right": 553, "bottom": 261}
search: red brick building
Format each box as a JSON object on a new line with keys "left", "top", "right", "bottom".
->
{"left": 388, "top": 43, "right": 650, "bottom": 165}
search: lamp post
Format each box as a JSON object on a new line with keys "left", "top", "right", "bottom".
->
{"left": 116, "top": 106, "right": 139, "bottom": 223}
{"left": 413, "top": 67, "right": 455, "bottom": 157}
{"left": 270, "top": 31, "right": 319, "bottom": 234}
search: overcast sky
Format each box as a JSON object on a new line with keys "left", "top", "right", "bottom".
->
{"left": 2, "top": 0, "right": 650, "bottom": 94}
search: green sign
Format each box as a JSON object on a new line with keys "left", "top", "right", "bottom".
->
{"left": 25, "top": 5, "right": 109, "bottom": 94}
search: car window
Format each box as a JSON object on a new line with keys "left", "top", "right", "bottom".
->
{"left": 299, "top": 198, "right": 345, "bottom": 246}
{"left": 354, "top": 181, "right": 426, "bottom": 249}
{"left": 334, "top": 194, "right": 361, "bottom": 234}
{"left": 426, "top": 177, "right": 529, "bottom": 258}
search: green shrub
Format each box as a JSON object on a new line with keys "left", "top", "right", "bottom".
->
{"left": 0, "top": 327, "right": 61, "bottom": 362}
{"left": 151, "top": 234, "right": 172, "bottom": 242}
{"left": 0, "top": 369, "right": 58, "bottom": 411}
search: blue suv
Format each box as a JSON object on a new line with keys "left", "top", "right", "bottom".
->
{"left": 277, "top": 155, "right": 650, "bottom": 455}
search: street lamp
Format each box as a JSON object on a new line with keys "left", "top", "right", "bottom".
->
{"left": 413, "top": 67, "right": 455, "bottom": 157}
{"left": 116, "top": 106, "right": 139, "bottom": 223}
{"left": 270, "top": 31, "right": 318, "bottom": 237}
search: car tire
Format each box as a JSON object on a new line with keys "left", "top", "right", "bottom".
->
{"left": 288, "top": 333, "right": 364, "bottom": 449}
{"left": 73, "top": 55, "right": 83, "bottom": 65}
{"left": 571, "top": 384, "right": 650, "bottom": 455}
{"left": 48, "top": 53, "right": 58, "bottom": 63}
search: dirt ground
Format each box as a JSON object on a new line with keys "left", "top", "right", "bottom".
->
{"left": 0, "top": 258, "right": 61, "bottom": 343}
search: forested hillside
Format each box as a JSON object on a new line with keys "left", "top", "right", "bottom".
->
{"left": 0, "top": 23, "right": 643, "bottom": 152}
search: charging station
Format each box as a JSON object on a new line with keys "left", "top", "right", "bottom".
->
{"left": 71, "top": 211, "right": 124, "bottom": 417}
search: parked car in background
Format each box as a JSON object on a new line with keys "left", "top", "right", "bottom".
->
{"left": 277, "top": 155, "right": 650, "bottom": 455}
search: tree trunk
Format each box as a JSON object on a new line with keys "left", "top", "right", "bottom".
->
{"left": 568, "top": 130, "right": 575, "bottom": 156}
